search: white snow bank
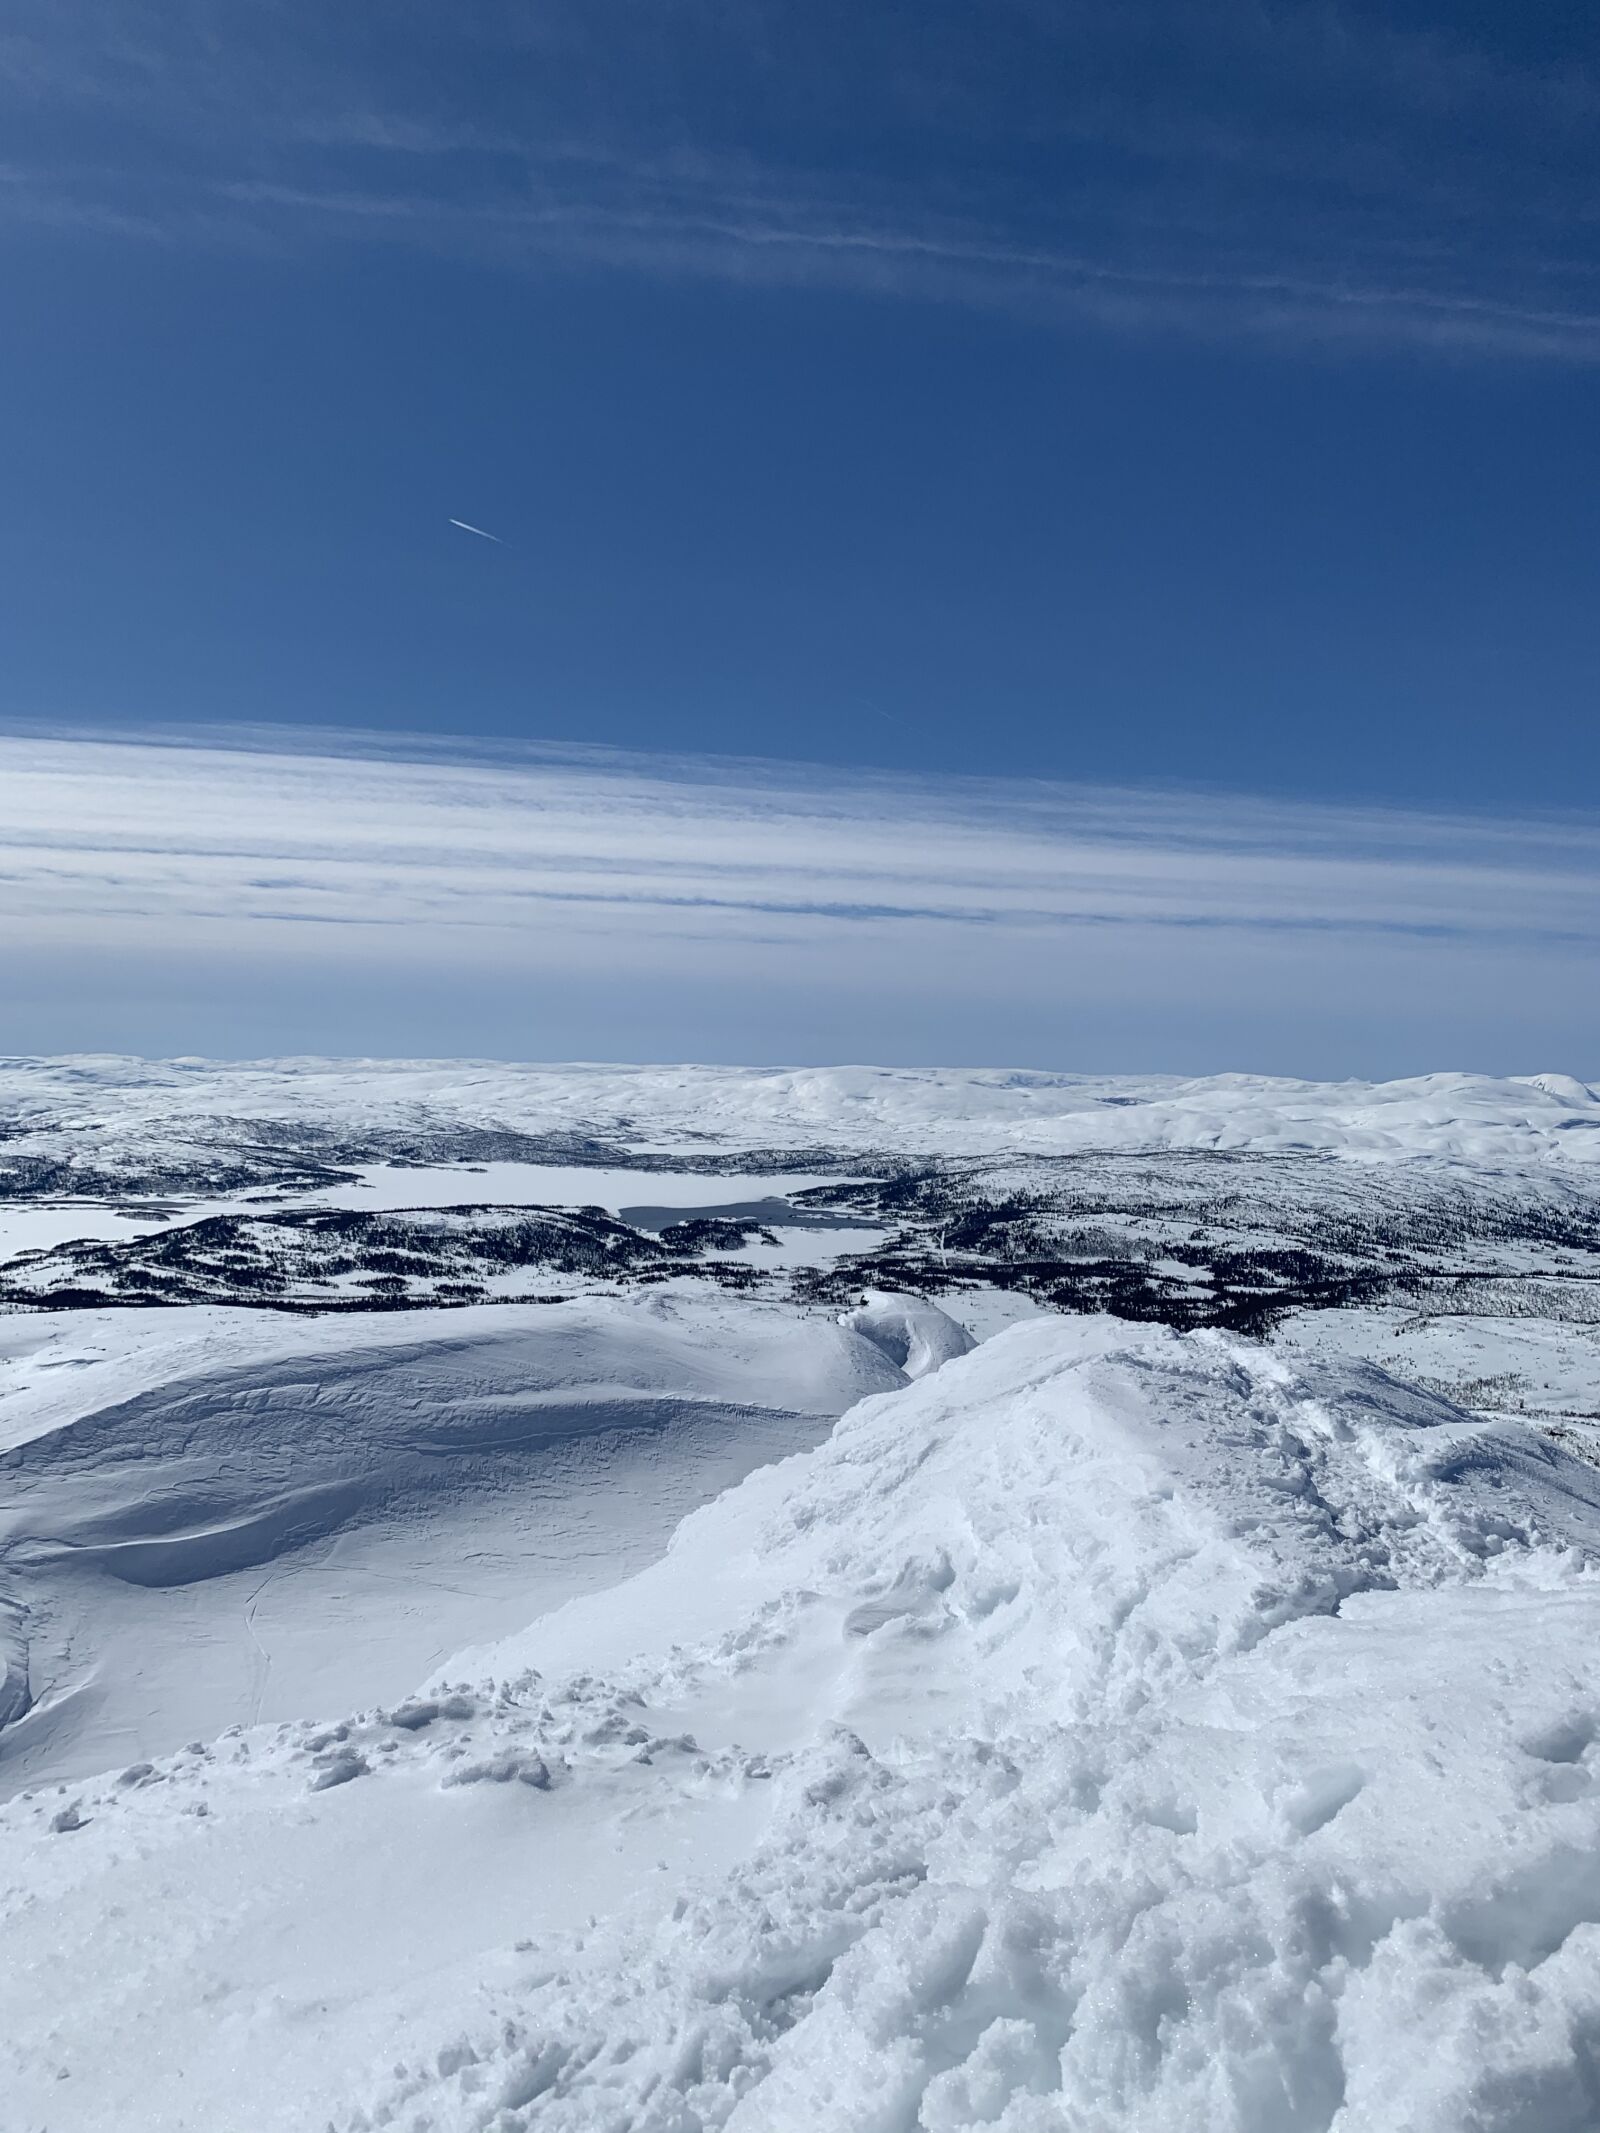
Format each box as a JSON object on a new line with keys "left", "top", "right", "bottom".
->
{"left": 839, "top": 1290, "right": 977, "bottom": 1379}
{"left": 0, "top": 1294, "right": 913, "bottom": 1792}
{"left": 8, "top": 1317, "right": 1600, "bottom": 2130}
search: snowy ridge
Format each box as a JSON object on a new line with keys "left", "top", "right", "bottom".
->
{"left": 9, "top": 1316, "right": 1600, "bottom": 2129}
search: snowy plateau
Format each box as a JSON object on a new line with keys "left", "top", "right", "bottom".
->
{"left": 3, "top": 1058, "right": 1600, "bottom": 2132}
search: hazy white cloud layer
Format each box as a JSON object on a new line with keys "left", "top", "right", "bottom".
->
{"left": 2, "top": 728, "right": 1596, "bottom": 1072}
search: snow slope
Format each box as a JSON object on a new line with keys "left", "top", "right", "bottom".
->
{"left": 0, "top": 1293, "right": 923, "bottom": 1794}
{"left": 8, "top": 1317, "right": 1600, "bottom": 2131}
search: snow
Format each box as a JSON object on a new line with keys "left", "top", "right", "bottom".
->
{"left": 0, "top": 1168, "right": 868, "bottom": 1282}
{"left": 840, "top": 1289, "right": 978, "bottom": 1379}
{"left": 4, "top": 1056, "right": 1600, "bottom": 2129}
{"left": 3, "top": 1056, "right": 1598, "bottom": 1175}
{"left": 0, "top": 1293, "right": 915, "bottom": 1794}
{"left": 0, "top": 1205, "right": 171, "bottom": 1260}
{"left": 1279, "top": 1306, "right": 1600, "bottom": 1450}
{"left": 7, "top": 1316, "right": 1600, "bottom": 2129}
{"left": 286, "top": 1163, "right": 861, "bottom": 1215}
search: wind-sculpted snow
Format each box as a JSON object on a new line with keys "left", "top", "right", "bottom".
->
{"left": 335, "top": 1325, "right": 1600, "bottom": 2129}
{"left": 7, "top": 1321, "right": 1600, "bottom": 2130}
{"left": 0, "top": 1296, "right": 916, "bottom": 1791}
{"left": 838, "top": 1291, "right": 977, "bottom": 1378}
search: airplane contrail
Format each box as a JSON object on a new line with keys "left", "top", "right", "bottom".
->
{"left": 449, "top": 518, "right": 502, "bottom": 543}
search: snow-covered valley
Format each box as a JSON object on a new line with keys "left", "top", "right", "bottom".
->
{"left": 3, "top": 1058, "right": 1600, "bottom": 2130}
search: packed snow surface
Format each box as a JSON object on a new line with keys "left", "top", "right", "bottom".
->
{"left": 8, "top": 1317, "right": 1600, "bottom": 2131}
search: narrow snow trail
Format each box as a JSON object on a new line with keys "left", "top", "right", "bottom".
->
{"left": 5, "top": 1318, "right": 1600, "bottom": 2131}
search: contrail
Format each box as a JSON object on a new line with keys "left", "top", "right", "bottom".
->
{"left": 449, "top": 518, "right": 502, "bottom": 543}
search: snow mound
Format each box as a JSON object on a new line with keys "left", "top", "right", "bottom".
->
{"left": 9, "top": 1317, "right": 1600, "bottom": 2130}
{"left": 0, "top": 1295, "right": 911, "bottom": 1791}
{"left": 838, "top": 1290, "right": 977, "bottom": 1379}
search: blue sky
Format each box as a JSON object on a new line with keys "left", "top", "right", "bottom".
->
{"left": 2, "top": 2, "right": 1597, "bottom": 1067}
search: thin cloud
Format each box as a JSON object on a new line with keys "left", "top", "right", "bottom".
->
{"left": 4, "top": 0, "right": 1600, "bottom": 362}
{"left": 2, "top": 722, "right": 1595, "bottom": 957}
{"left": 50, "top": 174, "right": 1564, "bottom": 365}
{"left": 3, "top": 726, "right": 1594, "bottom": 1070}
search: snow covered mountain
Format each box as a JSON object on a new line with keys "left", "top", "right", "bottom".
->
{"left": 2, "top": 1058, "right": 1599, "bottom": 2129}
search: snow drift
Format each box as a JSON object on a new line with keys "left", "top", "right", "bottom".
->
{"left": 839, "top": 1289, "right": 977, "bottom": 1379}
{"left": 6, "top": 1315, "right": 1600, "bottom": 2131}
{"left": 0, "top": 1294, "right": 919, "bottom": 1791}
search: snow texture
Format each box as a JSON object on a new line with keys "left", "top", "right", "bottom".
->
{"left": 4, "top": 1057, "right": 1600, "bottom": 2132}
{"left": 7, "top": 1316, "right": 1600, "bottom": 2130}
{"left": 0, "top": 1293, "right": 911, "bottom": 1791}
